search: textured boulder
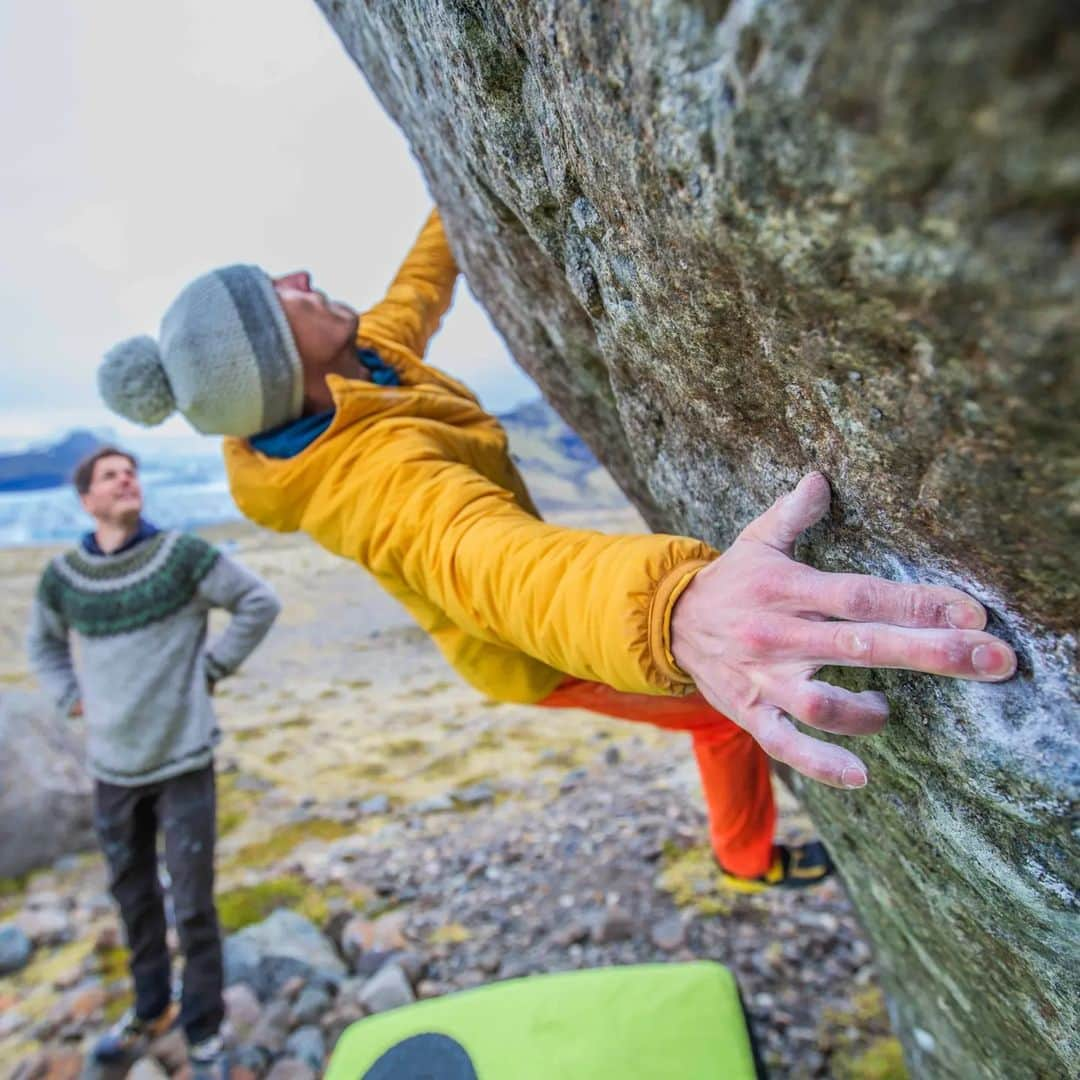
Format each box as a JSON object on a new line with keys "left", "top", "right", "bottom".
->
{"left": 0, "top": 691, "right": 95, "bottom": 878}
{"left": 315, "top": 2, "right": 1078, "bottom": 1076}
{"left": 224, "top": 910, "right": 346, "bottom": 1001}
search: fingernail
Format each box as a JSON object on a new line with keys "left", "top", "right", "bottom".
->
{"left": 841, "top": 767, "right": 867, "bottom": 789}
{"left": 972, "top": 643, "right": 1015, "bottom": 677}
{"left": 946, "top": 602, "right": 984, "bottom": 629}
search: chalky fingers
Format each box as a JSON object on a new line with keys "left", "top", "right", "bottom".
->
{"left": 805, "top": 622, "right": 1016, "bottom": 680}
{"left": 744, "top": 706, "right": 869, "bottom": 789}
{"left": 767, "top": 678, "right": 889, "bottom": 736}
{"left": 796, "top": 568, "right": 988, "bottom": 630}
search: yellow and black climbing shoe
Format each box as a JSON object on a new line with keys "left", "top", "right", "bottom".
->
{"left": 720, "top": 841, "right": 834, "bottom": 894}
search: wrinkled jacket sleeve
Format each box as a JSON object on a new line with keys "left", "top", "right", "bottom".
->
{"left": 27, "top": 595, "right": 80, "bottom": 715}
{"left": 360, "top": 210, "right": 459, "bottom": 359}
{"left": 300, "top": 443, "right": 716, "bottom": 696}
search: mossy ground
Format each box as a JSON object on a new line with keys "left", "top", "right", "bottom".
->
{"left": 222, "top": 819, "right": 355, "bottom": 872}
{"left": 656, "top": 843, "right": 736, "bottom": 917}
{"left": 819, "top": 986, "right": 909, "bottom": 1079}
{"left": 215, "top": 876, "right": 338, "bottom": 933}
{"left": 427, "top": 923, "right": 472, "bottom": 946}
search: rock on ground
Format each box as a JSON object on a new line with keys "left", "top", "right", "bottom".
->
{"left": 359, "top": 962, "right": 415, "bottom": 1015}
{"left": 0, "top": 923, "right": 33, "bottom": 975}
{"left": 0, "top": 692, "right": 95, "bottom": 878}
{"left": 224, "top": 910, "right": 345, "bottom": 1002}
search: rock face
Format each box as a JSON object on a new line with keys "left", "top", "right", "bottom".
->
{"left": 0, "top": 691, "right": 95, "bottom": 878}
{"left": 315, "top": 2, "right": 1078, "bottom": 1076}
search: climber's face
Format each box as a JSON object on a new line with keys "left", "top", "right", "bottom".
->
{"left": 273, "top": 271, "right": 359, "bottom": 370}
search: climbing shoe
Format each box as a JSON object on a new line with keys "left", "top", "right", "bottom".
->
{"left": 189, "top": 1031, "right": 229, "bottom": 1080}
{"left": 720, "top": 841, "right": 834, "bottom": 894}
{"left": 92, "top": 1000, "right": 180, "bottom": 1063}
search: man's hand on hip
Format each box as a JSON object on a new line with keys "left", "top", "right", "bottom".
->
{"left": 670, "top": 472, "right": 1016, "bottom": 789}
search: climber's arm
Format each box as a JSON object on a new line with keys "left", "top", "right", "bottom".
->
{"left": 358, "top": 210, "right": 459, "bottom": 358}
{"left": 300, "top": 441, "right": 715, "bottom": 697}
{"left": 670, "top": 473, "right": 1017, "bottom": 789}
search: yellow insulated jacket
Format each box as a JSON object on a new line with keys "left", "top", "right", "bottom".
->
{"left": 224, "top": 211, "right": 716, "bottom": 704}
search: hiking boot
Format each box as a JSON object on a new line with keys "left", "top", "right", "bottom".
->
{"left": 720, "top": 841, "right": 834, "bottom": 894}
{"left": 92, "top": 1001, "right": 179, "bottom": 1063}
{"left": 189, "top": 1031, "right": 229, "bottom": 1080}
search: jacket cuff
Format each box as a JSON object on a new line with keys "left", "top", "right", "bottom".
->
{"left": 648, "top": 559, "right": 713, "bottom": 691}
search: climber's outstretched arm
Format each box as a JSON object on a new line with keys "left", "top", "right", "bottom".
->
{"left": 670, "top": 472, "right": 1016, "bottom": 789}
{"left": 359, "top": 210, "right": 459, "bottom": 358}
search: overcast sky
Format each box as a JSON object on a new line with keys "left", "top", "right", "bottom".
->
{"left": 0, "top": 0, "right": 536, "bottom": 450}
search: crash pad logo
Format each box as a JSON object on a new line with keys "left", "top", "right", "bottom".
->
{"left": 362, "top": 1032, "right": 479, "bottom": 1079}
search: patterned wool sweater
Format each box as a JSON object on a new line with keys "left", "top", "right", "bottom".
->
{"left": 27, "top": 530, "right": 280, "bottom": 786}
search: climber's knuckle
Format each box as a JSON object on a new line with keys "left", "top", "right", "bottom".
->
{"left": 800, "top": 689, "right": 834, "bottom": 727}
{"left": 843, "top": 579, "right": 879, "bottom": 621}
{"left": 740, "top": 617, "right": 784, "bottom": 655}
{"left": 833, "top": 624, "right": 874, "bottom": 663}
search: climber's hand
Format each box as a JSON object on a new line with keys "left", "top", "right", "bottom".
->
{"left": 670, "top": 472, "right": 1016, "bottom": 789}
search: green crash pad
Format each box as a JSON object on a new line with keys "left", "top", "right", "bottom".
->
{"left": 325, "top": 961, "right": 760, "bottom": 1079}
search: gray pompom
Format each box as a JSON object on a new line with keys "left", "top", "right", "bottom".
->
{"left": 98, "top": 335, "right": 176, "bottom": 426}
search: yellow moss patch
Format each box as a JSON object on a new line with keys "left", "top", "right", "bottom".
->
{"left": 385, "top": 737, "right": 429, "bottom": 758}
{"left": 428, "top": 923, "right": 472, "bottom": 945}
{"left": 103, "top": 989, "right": 133, "bottom": 1023}
{"left": 820, "top": 986, "right": 908, "bottom": 1079}
{"left": 403, "top": 680, "right": 456, "bottom": 699}
{"left": 13, "top": 939, "right": 95, "bottom": 992}
{"left": 836, "top": 1037, "right": 908, "bottom": 1080}
{"left": 216, "top": 772, "right": 252, "bottom": 838}
{"left": 280, "top": 714, "right": 315, "bottom": 731}
{"left": 420, "top": 754, "right": 464, "bottom": 780}
{"left": 472, "top": 728, "right": 502, "bottom": 751}
{"left": 0, "top": 875, "right": 29, "bottom": 900}
{"left": 216, "top": 877, "right": 329, "bottom": 933}
{"left": 230, "top": 727, "right": 265, "bottom": 743}
{"left": 655, "top": 844, "right": 735, "bottom": 917}
{"left": 348, "top": 760, "right": 389, "bottom": 780}
{"left": 0, "top": 1038, "right": 42, "bottom": 1079}
{"left": 226, "top": 818, "right": 354, "bottom": 871}
{"left": 96, "top": 946, "right": 130, "bottom": 983}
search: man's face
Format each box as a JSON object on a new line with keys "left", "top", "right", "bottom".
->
{"left": 80, "top": 455, "right": 142, "bottom": 527}
{"left": 273, "top": 271, "right": 358, "bottom": 369}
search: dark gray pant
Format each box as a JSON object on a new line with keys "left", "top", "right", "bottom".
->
{"left": 94, "top": 763, "right": 224, "bottom": 1043}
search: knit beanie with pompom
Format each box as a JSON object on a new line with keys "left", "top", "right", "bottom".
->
{"left": 98, "top": 266, "right": 304, "bottom": 438}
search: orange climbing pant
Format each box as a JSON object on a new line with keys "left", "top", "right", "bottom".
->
{"left": 537, "top": 678, "right": 776, "bottom": 879}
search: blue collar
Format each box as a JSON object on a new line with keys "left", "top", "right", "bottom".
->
{"left": 250, "top": 348, "right": 400, "bottom": 460}
{"left": 81, "top": 517, "right": 160, "bottom": 556}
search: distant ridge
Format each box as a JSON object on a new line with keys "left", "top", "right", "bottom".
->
{"left": 0, "top": 431, "right": 103, "bottom": 493}
{"left": 498, "top": 400, "right": 627, "bottom": 512}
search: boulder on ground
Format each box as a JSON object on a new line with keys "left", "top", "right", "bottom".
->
{"left": 0, "top": 691, "right": 94, "bottom": 878}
